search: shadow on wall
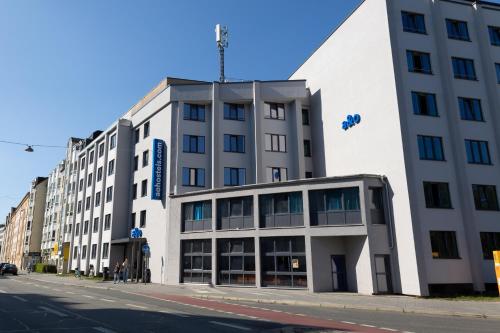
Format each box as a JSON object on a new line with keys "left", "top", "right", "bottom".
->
{"left": 310, "top": 89, "right": 326, "bottom": 177}
{"left": 386, "top": 181, "right": 402, "bottom": 295}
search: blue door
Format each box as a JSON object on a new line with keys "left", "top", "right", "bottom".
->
{"left": 331, "top": 255, "right": 347, "bottom": 291}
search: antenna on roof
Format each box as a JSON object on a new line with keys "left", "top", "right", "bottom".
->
{"left": 215, "top": 24, "right": 229, "bottom": 83}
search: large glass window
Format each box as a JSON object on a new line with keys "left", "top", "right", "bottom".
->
{"left": 223, "top": 134, "right": 245, "bottom": 153}
{"left": 109, "top": 134, "right": 116, "bottom": 150}
{"left": 264, "top": 134, "right": 286, "bottom": 152}
{"left": 430, "top": 231, "right": 460, "bottom": 259}
{"left": 401, "top": 11, "right": 426, "bottom": 34}
{"left": 459, "top": 97, "right": 483, "bottom": 121}
{"left": 224, "top": 167, "right": 245, "bottom": 186}
{"left": 261, "top": 237, "right": 307, "bottom": 288}
{"left": 423, "top": 182, "right": 452, "bottom": 209}
{"left": 182, "top": 239, "right": 212, "bottom": 283}
{"left": 267, "top": 167, "right": 288, "bottom": 183}
{"left": 472, "top": 185, "right": 499, "bottom": 211}
{"left": 488, "top": 26, "right": 500, "bottom": 46}
{"left": 302, "top": 108, "right": 310, "bottom": 125}
{"left": 411, "top": 91, "right": 438, "bottom": 116}
{"left": 183, "top": 103, "right": 205, "bottom": 121}
{"left": 218, "top": 238, "right": 255, "bottom": 286}
{"left": 369, "top": 187, "right": 386, "bottom": 225}
{"left": 182, "top": 200, "right": 212, "bottom": 232}
{"left": 224, "top": 103, "right": 244, "bottom": 121}
{"left": 309, "top": 187, "right": 361, "bottom": 225}
{"left": 407, "top": 50, "right": 432, "bottom": 74}
{"left": 417, "top": 135, "right": 445, "bottom": 161}
{"left": 259, "top": 192, "right": 303, "bottom": 228}
{"left": 217, "top": 196, "right": 253, "bottom": 230}
{"left": 452, "top": 57, "right": 477, "bottom": 80}
{"left": 446, "top": 19, "right": 470, "bottom": 41}
{"left": 264, "top": 103, "right": 285, "bottom": 120}
{"left": 480, "top": 232, "right": 500, "bottom": 260}
{"left": 465, "top": 140, "right": 491, "bottom": 165}
{"left": 182, "top": 168, "right": 205, "bottom": 187}
{"left": 183, "top": 135, "right": 205, "bottom": 154}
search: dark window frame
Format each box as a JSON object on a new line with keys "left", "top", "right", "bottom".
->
{"left": 430, "top": 231, "right": 460, "bottom": 259}
{"left": 472, "top": 184, "right": 499, "bottom": 211}
{"left": 423, "top": 182, "right": 452, "bottom": 209}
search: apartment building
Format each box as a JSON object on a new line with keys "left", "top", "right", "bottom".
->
{"left": 23, "top": 177, "right": 48, "bottom": 266}
{"left": 0, "top": 224, "right": 5, "bottom": 259}
{"left": 1, "top": 193, "right": 30, "bottom": 267}
{"left": 290, "top": 0, "right": 500, "bottom": 295}
{"left": 41, "top": 163, "right": 64, "bottom": 263}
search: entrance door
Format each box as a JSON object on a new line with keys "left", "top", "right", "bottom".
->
{"left": 374, "top": 255, "right": 393, "bottom": 294}
{"left": 331, "top": 255, "right": 348, "bottom": 292}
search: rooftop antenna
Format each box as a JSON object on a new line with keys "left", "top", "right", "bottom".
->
{"left": 215, "top": 24, "right": 228, "bottom": 83}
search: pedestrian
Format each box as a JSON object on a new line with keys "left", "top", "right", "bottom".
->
{"left": 122, "top": 258, "right": 129, "bottom": 283}
{"left": 27, "top": 261, "right": 32, "bottom": 274}
{"left": 113, "top": 262, "right": 120, "bottom": 284}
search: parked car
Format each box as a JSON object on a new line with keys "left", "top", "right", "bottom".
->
{"left": 0, "top": 263, "right": 8, "bottom": 271}
{"left": 1, "top": 264, "right": 18, "bottom": 276}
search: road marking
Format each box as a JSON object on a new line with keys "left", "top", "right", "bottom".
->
{"left": 93, "top": 327, "right": 117, "bottom": 333}
{"left": 83, "top": 295, "right": 95, "bottom": 299}
{"left": 361, "top": 324, "right": 376, "bottom": 328}
{"left": 380, "top": 328, "right": 398, "bottom": 332}
{"left": 66, "top": 291, "right": 75, "bottom": 294}
{"left": 38, "top": 306, "right": 68, "bottom": 318}
{"left": 209, "top": 321, "right": 251, "bottom": 331}
{"left": 12, "top": 296, "right": 28, "bottom": 302}
{"left": 0, "top": 290, "right": 6, "bottom": 293}
{"left": 159, "top": 310, "right": 189, "bottom": 318}
{"left": 100, "top": 298, "right": 115, "bottom": 303}
{"left": 52, "top": 288, "right": 61, "bottom": 292}
{"left": 341, "top": 321, "right": 356, "bottom": 325}
{"left": 126, "top": 303, "right": 148, "bottom": 310}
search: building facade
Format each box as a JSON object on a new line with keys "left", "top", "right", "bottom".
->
{"left": 42, "top": 164, "right": 64, "bottom": 263}
{"left": 23, "top": 177, "right": 48, "bottom": 267}
{"left": 1, "top": 193, "right": 30, "bottom": 268}
{"left": 291, "top": 0, "right": 500, "bottom": 295}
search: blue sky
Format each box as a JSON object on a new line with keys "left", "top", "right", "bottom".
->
{"left": 0, "top": 0, "right": 363, "bottom": 216}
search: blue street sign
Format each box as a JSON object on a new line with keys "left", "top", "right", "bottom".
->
{"left": 131, "top": 228, "right": 142, "bottom": 239}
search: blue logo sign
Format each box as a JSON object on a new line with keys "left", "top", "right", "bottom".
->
{"left": 142, "top": 244, "right": 150, "bottom": 254}
{"left": 131, "top": 228, "right": 142, "bottom": 239}
{"left": 342, "top": 114, "right": 361, "bottom": 130}
{"left": 151, "top": 139, "right": 165, "bottom": 200}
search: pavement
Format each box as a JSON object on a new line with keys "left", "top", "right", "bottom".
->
{"left": 19, "top": 272, "right": 500, "bottom": 320}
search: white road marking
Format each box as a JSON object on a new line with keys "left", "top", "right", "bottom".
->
{"left": 66, "top": 291, "right": 75, "bottom": 294}
{"left": 0, "top": 290, "right": 6, "bottom": 293}
{"left": 380, "top": 328, "right": 399, "bottom": 332}
{"left": 361, "top": 324, "right": 376, "bottom": 328}
{"left": 100, "top": 298, "right": 115, "bottom": 303}
{"left": 82, "top": 295, "right": 95, "bottom": 299}
{"left": 159, "top": 310, "right": 189, "bottom": 318}
{"left": 93, "top": 327, "right": 117, "bottom": 333}
{"left": 38, "top": 306, "right": 68, "bottom": 318}
{"left": 341, "top": 321, "right": 356, "bottom": 325}
{"left": 209, "top": 321, "right": 251, "bottom": 331}
{"left": 126, "top": 303, "right": 148, "bottom": 309}
{"left": 12, "top": 296, "right": 28, "bottom": 302}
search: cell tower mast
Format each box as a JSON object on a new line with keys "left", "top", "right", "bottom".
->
{"left": 215, "top": 24, "right": 228, "bottom": 82}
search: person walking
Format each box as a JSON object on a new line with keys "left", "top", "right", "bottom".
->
{"left": 122, "top": 258, "right": 129, "bottom": 283}
{"left": 113, "top": 262, "right": 120, "bottom": 284}
{"left": 27, "top": 261, "right": 32, "bottom": 274}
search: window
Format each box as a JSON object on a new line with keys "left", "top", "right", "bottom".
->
{"left": 89, "top": 150, "right": 94, "bottom": 164}
{"left": 459, "top": 97, "right": 483, "bottom": 121}
{"left": 309, "top": 188, "right": 361, "bottom": 226}
{"left": 104, "top": 214, "right": 111, "bottom": 230}
{"left": 223, "top": 134, "right": 245, "bottom": 153}
{"left": 304, "top": 140, "right": 311, "bottom": 157}
{"left": 423, "top": 182, "right": 452, "bottom": 209}
{"left": 141, "top": 179, "right": 148, "bottom": 197}
{"left": 302, "top": 108, "right": 310, "bottom": 125}
{"left": 417, "top": 135, "right": 445, "bottom": 161}
{"left": 85, "top": 197, "right": 91, "bottom": 211}
{"left": 183, "top": 135, "right": 205, "bottom": 153}
{"left": 430, "top": 231, "right": 460, "bottom": 259}
{"left": 259, "top": 192, "right": 304, "bottom": 228}
{"left": 488, "top": 26, "right": 500, "bottom": 46}
{"left": 224, "top": 103, "right": 244, "bottom": 120}
{"left": 264, "top": 134, "right": 286, "bottom": 152}
{"left": 93, "top": 217, "right": 99, "bottom": 233}
{"left": 142, "top": 150, "right": 149, "bottom": 167}
{"left": 106, "top": 186, "right": 113, "bottom": 202}
{"left": 79, "top": 179, "right": 84, "bottom": 191}
{"left": 260, "top": 237, "right": 307, "bottom": 288}
{"left": 81, "top": 158, "right": 85, "bottom": 170}
{"left": 496, "top": 63, "right": 500, "bottom": 84}
{"left": 480, "top": 233, "right": 500, "bottom": 260}
{"left": 182, "top": 201, "right": 212, "bottom": 232}
{"left": 91, "top": 244, "right": 97, "bottom": 259}
{"left": 143, "top": 121, "right": 150, "bottom": 138}
{"left": 75, "top": 223, "right": 80, "bottom": 236}
{"left": 446, "top": 19, "right": 470, "bottom": 41}
{"left": 77, "top": 200, "right": 82, "bottom": 213}
{"left": 98, "top": 143, "right": 104, "bottom": 157}
{"left": 135, "top": 129, "right": 140, "bottom": 143}
{"left": 73, "top": 246, "right": 78, "bottom": 259}
{"left": 140, "top": 210, "right": 146, "bottom": 228}
{"left": 102, "top": 243, "right": 109, "bottom": 259}
{"left": 182, "top": 239, "right": 212, "bottom": 283}
{"left": 183, "top": 103, "right": 205, "bottom": 121}
{"left": 132, "top": 183, "right": 137, "bottom": 200}
{"left": 182, "top": 167, "right": 205, "bottom": 187}
{"left": 264, "top": 103, "right": 285, "bottom": 120}
{"left": 131, "top": 212, "right": 136, "bottom": 228}
{"left": 109, "top": 134, "right": 116, "bottom": 150}
{"left": 87, "top": 173, "right": 93, "bottom": 187}
{"left": 108, "top": 159, "right": 115, "bottom": 175}
{"left": 305, "top": 172, "right": 313, "bottom": 179}
{"left": 83, "top": 220, "right": 89, "bottom": 235}
{"left": 82, "top": 245, "right": 87, "bottom": 258}
{"left": 218, "top": 238, "right": 255, "bottom": 286}
{"left": 267, "top": 167, "right": 288, "bottom": 182}
{"left": 97, "top": 167, "right": 103, "bottom": 182}
{"left": 401, "top": 11, "right": 426, "bottom": 34}
{"left": 95, "top": 192, "right": 101, "bottom": 207}
{"left": 472, "top": 185, "right": 499, "bottom": 211}
{"left": 452, "top": 57, "right": 477, "bottom": 80}
{"left": 369, "top": 187, "right": 386, "bottom": 224}
{"left": 134, "top": 156, "right": 138, "bottom": 171}
{"left": 465, "top": 140, "right": 491, "bottom": 165}
{"left": 407, "top": 50, "right": 432, "bottom": 74}
{"left": 217, "top": 196, "right": 253, "bottom": 230}
{"left": 224, "top": 168, "right": 246, "bottom": 186}
{"left": 412, "top": 92, "right": 438, "bottom": 116}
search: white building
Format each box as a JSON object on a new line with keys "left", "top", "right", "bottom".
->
{"left": 290, "top": 0, "right": 500, "bottom": 295}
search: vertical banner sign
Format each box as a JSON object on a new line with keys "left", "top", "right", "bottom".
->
{"left": 151, "top": 139, "right": 165, "bottom": 200}
{"left": 494, "top": 251, "right": 500, "bottom": 295}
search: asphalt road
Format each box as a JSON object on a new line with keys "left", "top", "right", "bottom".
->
{"left": 0, "top": 275, "right": 499, "bottom": 333}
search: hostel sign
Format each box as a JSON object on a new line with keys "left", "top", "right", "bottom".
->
{"left": 151, "top": 139, "right": 165, "bottom": 200}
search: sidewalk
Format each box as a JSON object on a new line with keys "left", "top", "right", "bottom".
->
{"left": 21, "top": 273, "right": 500, "bottom": 320}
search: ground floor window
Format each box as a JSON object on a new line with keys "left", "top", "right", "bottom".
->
{"left": 218, "top": 238, "right": 255, "bottom": 285}
{"left": 182, "top": 239, "right": 212, "bottom": 283}
{"left": 260, "top": 236, "right": 307, "bottom": 288}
